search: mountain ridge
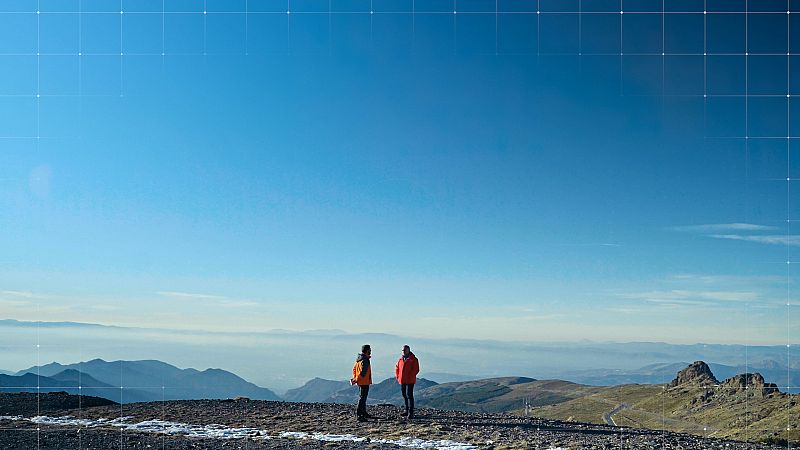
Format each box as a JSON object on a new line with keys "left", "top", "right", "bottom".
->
{"left": 14, "top": 359, "right": 279, "bottom": 403}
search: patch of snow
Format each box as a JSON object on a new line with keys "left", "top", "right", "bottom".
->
{"left": 124, "top": 419, "right": 270, "bottom": 440}
{"left": 27, "top": 415, "right": 136, "bottom": 428}
{"left": 0, "top": 416, "right": 23, "bottom": 421}
{"left": 31, "top": 415, "right": 100, "bottom": 427}
{"left": 280, "top": 431, "right": 309, "bottom": 439}
{"left": 281, "top": 431, "right": 470, "bottom": 448}
{"left": 380, "top": 437, "right": 477, "bottom": 449}
{"left": 281, "top": 431, "right": 365, "bottom": 441}
{"left": 14, "top": 415, "right": 476, "bottom": 449}
{"left": 312, "top": 433, "right": 367, "bottom": 442}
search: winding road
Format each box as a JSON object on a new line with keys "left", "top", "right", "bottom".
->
{"left": 603, "top": 403, "right": 629, "bottom": 426}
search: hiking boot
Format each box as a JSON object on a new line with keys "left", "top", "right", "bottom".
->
{"left": 357, "top": 415, "right": 368, "bottom": 422}
{"left": 400, "top": 410, "right": 408, "bottom": 417}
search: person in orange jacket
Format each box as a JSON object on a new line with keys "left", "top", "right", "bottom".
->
{"left": 351, "top": 344, "right": 372, "bottom": 421}
{"left": 395, "top": 344, "right": 419, "bottom": 419}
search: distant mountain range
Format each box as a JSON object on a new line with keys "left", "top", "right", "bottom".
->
{"left": 3, "top": 318, "right": 799, "bottom": 392}
{"left": 5, "top": 359, "right": 279, "bottom": 403}
{"left": 0, "top": 370, "right": 135, "bottom": 402}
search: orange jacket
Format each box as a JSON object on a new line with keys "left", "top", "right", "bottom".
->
{"left": 352, "top": 354, "right": 372, "bottom": 386}
{"left": 395, "top": 352, "right": 419, "bottom": 385}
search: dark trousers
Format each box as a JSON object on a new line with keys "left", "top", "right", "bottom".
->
{"left": 357, "top": 385, "right": 369, "bottom": 417}
{"left": 401, "top": 383, "right": 415, "bottom": 415}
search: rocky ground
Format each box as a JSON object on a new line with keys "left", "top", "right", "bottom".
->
{"left": 0, "top": 393, "right": 788, "bottom": 449}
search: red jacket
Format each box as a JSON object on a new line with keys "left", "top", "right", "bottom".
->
{"left": 395, "top": 352, "right": 419, "bottom": 385}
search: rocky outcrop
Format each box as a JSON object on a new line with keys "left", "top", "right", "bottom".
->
{"left": 669, "top": 361, "right": 720, "bottom": 388}
{"left": 721, "top": 373, "right": 780, "bottom": 396}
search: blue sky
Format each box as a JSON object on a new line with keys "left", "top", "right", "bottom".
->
{"left": 0, "top": 0, "right": 798, "bottom": 345}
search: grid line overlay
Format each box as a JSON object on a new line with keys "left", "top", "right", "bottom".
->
{"left": 0, "top": 1, "right": 796, "bottom": 448}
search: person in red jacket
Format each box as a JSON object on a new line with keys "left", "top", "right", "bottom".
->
{"left": 395, "top": 344, "right": 420, "bottom": 419}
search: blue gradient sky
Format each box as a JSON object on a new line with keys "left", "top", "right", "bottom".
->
{"left": 0, "top": 0, "right": 798, "bottom": 344}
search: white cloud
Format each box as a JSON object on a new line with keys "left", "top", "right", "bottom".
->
{"left": 708, "top": 234, "right": 800, "bottom": 247}
{"left": 620, "top": 289, "right": 758, "bottom": 304}
{"left": 668, "top": 273, "right": 785, "bottom": 284}
{"left": 0, "top": 299, "right": 32, "bottom": 309}
{"left": 218, "top": 299, "right": 260, "bottom": 307}
{"left": 156, "top": 291, "right": 227, "bottom": 300}
{"left": 668, "top": 223, "right": 799, "bottom": 248}
{"left": 668, "top": 223, "right": 777, "bottom": 232}
{"left": 1, "top": 290, "right": 38, "bottom": 299}
{"left": 156, "top": 291, "right": 259, "bottom": 308}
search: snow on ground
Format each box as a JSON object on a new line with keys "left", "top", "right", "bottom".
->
{"left": 381, "top": 437, "right": 478, "bottom": 449}
{"left": 0, "top": 415, "right": 478, "bottom": 450}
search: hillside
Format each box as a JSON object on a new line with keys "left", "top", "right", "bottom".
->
{"left": 530, "top": 361, "right": 798, "bottom": 445}
{"left": 324, "top": 377, "right": 439, "bottom": 404}
{"left": 284, "top": 377, "right": 350, "bottom": 402}
{"left": 415, "top": 377, "right": 605, "bottom": 413}
{"left": 0, "top": 392, "right": 115, "bottom": 417}
{"left": 287, "top": 375, "right": 602, "bottom": 414}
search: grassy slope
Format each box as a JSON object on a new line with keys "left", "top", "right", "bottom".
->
{"left": 529, "top": 383, "right": 800, "bottom": 444}
{"left": 416, "top": 378, "right": 605, "bottom": 413}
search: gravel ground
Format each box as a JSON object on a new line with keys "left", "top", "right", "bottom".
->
{"left": 0, "top": 420, "right": 398, "bottom": 450}
{"left": 0, "top": 394, "right": 788, "bottom": 450}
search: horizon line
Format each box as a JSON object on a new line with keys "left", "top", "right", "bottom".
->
{"left": 1, "top": 317, "right": 796, "bottom": 348}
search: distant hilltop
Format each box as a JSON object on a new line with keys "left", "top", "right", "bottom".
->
{"left": 669, "top": 360, "right": 720, "bottom": 387}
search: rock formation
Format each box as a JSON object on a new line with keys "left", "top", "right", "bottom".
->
{"left": 669, "top": 361, "right": 720, "bottom": 388}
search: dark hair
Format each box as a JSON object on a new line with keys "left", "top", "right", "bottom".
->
{"left": 361, "top": 344, "right": 371, "bottom": 353}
